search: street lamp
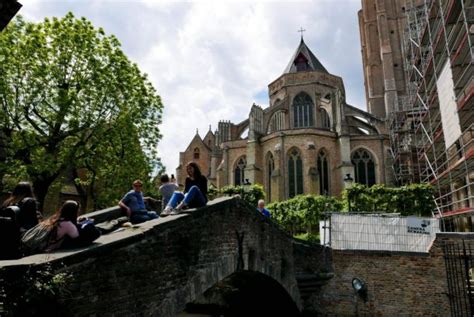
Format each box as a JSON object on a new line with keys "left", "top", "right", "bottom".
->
{"left": 240, "top": 179, "right": 251, "bottom": 198}
{"left": 243, "top": 179, "right": 251, "bottom": 192}
{"left": 344, "top": 173, "right": 354, "bottom": 184}
{"left": 344, "top": 173, "right": 354, "bottom": 211}
{"left": 352, "top": 277, "right": 368, "bottom": 302}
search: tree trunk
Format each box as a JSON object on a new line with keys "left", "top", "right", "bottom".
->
{"left": 33, "top": 174, "right": 58, "bottom": 213}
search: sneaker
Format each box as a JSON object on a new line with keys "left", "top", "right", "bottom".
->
{"left": 160, "top": 208, "right": 172, "bottom": 217}
{"left": 170, "top": 209, "right": 181, "bottom": 215}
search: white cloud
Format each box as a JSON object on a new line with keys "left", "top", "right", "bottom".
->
{"left": 19, "top": 0, "right": 365, "bottom": 174}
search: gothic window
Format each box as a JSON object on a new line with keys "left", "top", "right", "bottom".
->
{"left": 267, "top": 111, "right": 286, "bottom": 134}
{"left": 288, "top": 149, "right": 303, "bottom": 198}
{"left": 193, "top": 148, "right": 200, "bottom": 160}
{"left": 234, "top": 156, "right": 247, "bottom": 186}
{"left": 293, "top": 92, "right": 314, "bottom": 128}
{"left": 320, "top": 108, "right": 330, "bottom": 129}
{"left": 351, "top": 149, "right": 376, "bottom": 186}
{"left": 317, "top": 150, "right": 329, "bottom": 195}
{"left": 266, "top": 153, "right": 275, "bottom": 201}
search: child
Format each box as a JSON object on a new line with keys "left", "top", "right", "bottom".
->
{"left": 159, "top": 174, "right": 179, "bottom": 211}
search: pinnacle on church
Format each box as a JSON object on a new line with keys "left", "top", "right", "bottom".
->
{"left": 283, "top": 33, "right": 328, "bottom": 74}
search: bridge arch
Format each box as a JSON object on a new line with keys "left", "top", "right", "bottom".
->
{"left": 181, "top": 270, "right": 300, "bottom": 316}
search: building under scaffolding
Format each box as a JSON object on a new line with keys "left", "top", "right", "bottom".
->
{"left": 393, "top": 0, "right": 473, "bottom": 228}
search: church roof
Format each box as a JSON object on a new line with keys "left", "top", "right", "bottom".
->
{"left": 283, "top": 38, "right": 328, "bottom": 74}
{"left": 0, "top": 0, "right": 22, "bottom": 31}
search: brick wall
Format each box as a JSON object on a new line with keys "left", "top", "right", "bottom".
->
{"left": 307, "top": 233, "right": 459, "bottom": 316}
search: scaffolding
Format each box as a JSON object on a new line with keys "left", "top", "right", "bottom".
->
{"left": 391, "top": 0, "right": 474, "bottom": 222}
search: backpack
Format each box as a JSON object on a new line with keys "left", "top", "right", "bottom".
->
{"left": 0, "top": 205, "right": 21, "bottom": 260}
{"left": 21, "top": 222, "right": 55, "bottom": 255}
{"left": 74, "top": 220, "right": 101, "bottom": 247}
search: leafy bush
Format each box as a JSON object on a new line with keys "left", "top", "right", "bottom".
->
{"left": 214, "top": 184, "right": 266, "bottom": 207}
{"left": 343, "top": 183, "right": 435, "bottom": 216}
{"left": 267, "top": 195, "right": 342, "bottom": 236}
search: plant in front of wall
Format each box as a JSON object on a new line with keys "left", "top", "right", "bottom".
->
{"left": 4, "top": 264, "right": 72, "bottom": 316}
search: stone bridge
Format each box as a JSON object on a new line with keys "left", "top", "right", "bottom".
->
{"left": 0, "top": 197, "right": 332, "bottom": 316}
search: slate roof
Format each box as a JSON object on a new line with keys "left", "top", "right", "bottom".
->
{"left": 283, "top": 38, "right": 328, "bottom": 74}
{"left": 0, "top": 0, "right": 22, "bottom": 31}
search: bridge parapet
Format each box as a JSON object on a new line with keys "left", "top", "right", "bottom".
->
{"left": 0, "top": 197, "right": 332, "bottom": 316}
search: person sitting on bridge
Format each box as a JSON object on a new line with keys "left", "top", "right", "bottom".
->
{"left": 257, "top": 199, "right": 271, "bottom": 217}
{"left": 158, "top": 174, "right": 179, "bottom": 211}
{"left": 45, "top": 200, "right": 81, "bottom": 251}
{"left": 2, "top": 181, "right": 43, "bottom": 234}
{"left": 1, "top": 181, "right": 41, "bottom": 259}
{"left": 119, "top": 179, "right": 159, "bottom": 224}
{"left": 161, "top": 162, "right": 207, "bottom": 216}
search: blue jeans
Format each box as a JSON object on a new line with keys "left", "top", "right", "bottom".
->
{"left": 167, "top": 186, "right": 206, "bottom": 209}
{"left": 130, "top": 210, "right": 158, "bottom": 224}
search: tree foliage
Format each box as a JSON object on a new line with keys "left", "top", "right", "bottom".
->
{"left": 0, "top": 14, "right": 163, "bottom": 209}
{"left": 267, "top": 195, "right": 342, "bottom": 236}
{"left": 211, "top": 184, "right": 265, "bottom": 207}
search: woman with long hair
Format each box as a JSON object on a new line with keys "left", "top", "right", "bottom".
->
{"left": 1, "top": 181, "right": 42, "bottom": 233}
{"left": 161, "top": 161, "right": 208, "bottom": 216}
{"left": 45, "top": 200, "right": 81, "bottom": 251}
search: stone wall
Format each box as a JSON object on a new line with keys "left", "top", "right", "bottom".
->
{"left": 307, "top": 233, "right": 465, "bottom": 316}
{"left": 1, "top": 197, "right": 332, "bottom": 316}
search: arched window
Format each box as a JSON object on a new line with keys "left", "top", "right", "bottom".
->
{"left": 267, "top": 111, "right": 286, "bottom": 134}
{"left": 288, "top": 149, "right": 303, "bottom": 198}
{"left": 234, "top": 156, "right": 247, "bottom": 186}
{"left": 266, "top": 153, "right": 275, "bottom": 201}
{"left": 293, "top": 92, "right": 314, "bottom": 128}
{"left": 320, "top": 108, "right": 330, "bottom": 129}
{"left": 351, "top": 149, "right": 376, "bottom": 186}
{"left": 317, "top": 150, "right": 329, "bottom": 195}
{"left": 193, "top": 148, "right": 200, "bottom": 160}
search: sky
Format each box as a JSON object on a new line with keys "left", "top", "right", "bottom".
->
{"left": 21, "top": 0, "right": 366, "bottom": 175}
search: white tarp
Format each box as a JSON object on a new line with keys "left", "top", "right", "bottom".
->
{"left": 320, "top": 213, "right": 440, "bottom": 252}
{"left": 437, "top": 60, "right": 461, "bottom": 150}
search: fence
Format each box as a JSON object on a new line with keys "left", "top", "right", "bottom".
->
{"left": 443, "top": 240, "right": 474, "bottom": 317}
{"left": 320, "top": 213, "right": 440, "bottom": 252}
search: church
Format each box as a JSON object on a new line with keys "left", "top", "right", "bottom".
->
{"left": 177, "top": 37, "right": 394, "bottom": 202}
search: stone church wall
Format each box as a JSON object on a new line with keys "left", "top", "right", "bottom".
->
{"left": 350, "top": 136, "right": 391, "bottom": 185}
{"left": 177, "top": 141, "right": 212, "bottom": 185}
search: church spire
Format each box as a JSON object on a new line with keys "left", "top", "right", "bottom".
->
{"left": 283, "top": 32, "right": 328, "bottom": 75}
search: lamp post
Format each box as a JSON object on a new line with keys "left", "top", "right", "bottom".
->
{"left": 352, "top": 277, "right": 368, "bottom": 302}
{"left": 344, "top": 173, "right": 354, "bottom": 212}
{"left": 240, "top": 179, "right": 251, "bottom": 199}
{"left": 243, "top": 179, "right": 251, "bottom": 192}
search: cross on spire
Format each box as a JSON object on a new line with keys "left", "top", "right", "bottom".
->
{"left": 298, "top": 27, "right": 306, "bottom": 40}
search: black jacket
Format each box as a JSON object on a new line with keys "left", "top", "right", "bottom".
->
{"left": 184, "top": 175, "right": 208, "bottom": 202}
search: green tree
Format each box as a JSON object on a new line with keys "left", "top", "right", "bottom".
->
{"left": 0, "top": 14, "right": 163, "bottom": 209}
